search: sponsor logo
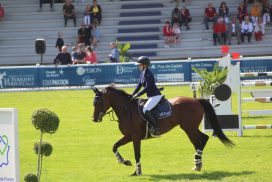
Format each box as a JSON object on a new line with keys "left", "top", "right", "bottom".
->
{"left": 116, "top": 66, "right": 136, "bottom": 75}
{"left": 0, "top": 72, "right": 7, "bottom": 88}
{"left": 83, "top": 76, "right": 95, "bottom": 86}
{"left": 42, "top": 79, "right": 69, "bottom": 86}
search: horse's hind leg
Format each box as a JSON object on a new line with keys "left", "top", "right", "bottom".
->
{"left": 183, "top": 128, "right": 209, "bottom": 171}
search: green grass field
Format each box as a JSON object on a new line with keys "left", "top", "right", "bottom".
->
{"left": 0, "top": 86, "right": 271, "bottom": 182}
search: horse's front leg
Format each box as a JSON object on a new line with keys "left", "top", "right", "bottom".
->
{"left": 113, "top": 135, "right": 132, "bottom": 166}
{"left": 131, "top": 139, "right": 142, "bottom": 176}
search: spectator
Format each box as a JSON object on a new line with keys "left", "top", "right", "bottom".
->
{"left": 0, "top": 3, "right": 5, "bottom": 21}
{"left": 262, "top": 1, "right": 271, "bottom": 25}
{"left": 213, "top": 17, "right": 227, "bottom": 46}
{"left": 163, "top": 21, "right": 174, "bottom": 48}
{"left": 227, "top": 17, "right": 241, "bottom": 45}
{"left": 219, "top": 1, "right": 230, "bottom": 24}
{"left": 171, "top": 7, "right": 182, "bottom": 26}
{"left": 90, "top": 0, "right": 102, "bottom": 25}
{"left": 254, "top": 18, "right": 265, "bottom": 43}
{"left": 83, "top": 4, "right": 92, "bottom": 28}
{"left": 170, "top": 0, "right": 180, "bottom": 7}
{"left": 39, "top": 0, "right": 54, "bottom": 12}
{"left": 63, "top": 0, "right": 76, "bottom": 27}
{"left": 78, "top": 23, "right": 92, "bottom": 46}
{"left": 250, "top": 2, "right": 261, "bottom": 24}
{"left": 108, "top": 42, "right": 119, "bottom": 63}
{"left": 85, "top": 46, "right": 97, "bottom": 64}
{"left": 71, "top": 46, "right": 77, "bottom": 62}
{"left": 72, "top": 44, "right": 86, "bottom": 64}
{"left": 241, "top": 16, "right": 253, "bottom": 43}
{"left": 204, "top": 2, "right": 217, "bottom": 30}
{"left": 172, "top": 23, "right": 181, "bottom": 46}
{"left": 55, "top": 32, "right": 64, "bottom": 52}
{"left": 237, "top": 2, "right": 248, "bottom": 23}
{"left": 54, "top": 46, "right": 72, "bottom": 65}
{"left": 180, "top": 6, "right": 192, "bottom": 30}
{"left": 91, "top": 20, "right": 101, "bottom": 50}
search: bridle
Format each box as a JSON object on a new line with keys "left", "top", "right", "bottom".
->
{"left": 94, "top": 95, "right": 119, "bottom": 122}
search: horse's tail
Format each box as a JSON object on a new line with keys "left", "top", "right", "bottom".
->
{"left": 198, "top": 98, "right": 235, "bottom": 147}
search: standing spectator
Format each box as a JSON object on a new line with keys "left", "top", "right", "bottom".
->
{"left": 219, "top": 1, "right": 230, "bottom": 24}
{"left": 180, "top": 6, "right": 192, "bottom": 30}
{"left": 83, "top": 4, "right": 92, "bottom": 28}
{"left": 91, "top": 20, "right": 101, "bottom": 50}
{"left": 163, "top": 21, "right": 174, "bottom": 48}
{"left": 85, "top": 46, "right": 97, "bottom": 64}
{"left": 90, "top": 0, "right": 102, "bottom": 25}
{"left": 54, "top": 46, "right": 72, "bottom": 65}
{"left": 227, "top": 17, "right": 241, "bottom": 45}
{"left": 72, "top": 44, "right": 86, "bottom": 64}
{"left": 0, "top": 3, "right": 5, "bottom": 21}
{"left": 39, "top": 0, "right": 54, "bottom": 12}
{"left": 237, "top": 2, "right": 248, "bottom": 23}
{"left": 213, "top": 17, "right": 227, "bottom": 46}
{"left": 204, "top": 2, "right": 217, "bottom": 30}
{"left": 262, "top": 1, "right": 271, "bottom": 25}
{"left": 254, "top": 18, "right": 265, "bottom": 43}
{"left": 171, "top": 7, "right": 182, "bottom": 26}
{"left": 108, "top": 42, "right": 119, "bottom": 63}
{"left": 250, "top": 2, "right": 261, "bottom": 24}
{"left": 63, "top": 0, "right": 76, "bottom": 27}
{"left": 55, "top": 32, "right": 64, "bottom": 52}
{"left": 78, "top": 23, "right": 92, "bottom": 46}
{"left": 241, "top": 16, "right": 253, "bottom": 43}
{"left": 172, "top": 23, "right": 181, "bottom": 46}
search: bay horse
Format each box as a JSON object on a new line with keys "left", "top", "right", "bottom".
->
{"left": 91, "top": 86, "right": 234, "bottom": 176}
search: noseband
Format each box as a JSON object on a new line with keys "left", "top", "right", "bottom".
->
{"left": 95, "top": 95, "right": 118, "bottom": 122}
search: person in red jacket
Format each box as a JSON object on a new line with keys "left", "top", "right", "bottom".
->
{"left": 162, "top": 21, "right": 174, "bottom": 48}
{"left": 213, "top": 17, "right": 227, "bottom": 46}
{"left": 204, "top": 2, "right": 217, "bottom": 29}
{"left": 0, "top": 3, "right": 5, "bottom": 21}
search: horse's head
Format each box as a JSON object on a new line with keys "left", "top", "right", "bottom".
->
{"left": 91, "top": 86, "right": 111, "bottom": 122}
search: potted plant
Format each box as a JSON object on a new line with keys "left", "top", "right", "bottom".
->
{"left": 115, "top": 40, "right": 131, "bottom": 62}
{"left": 192, "top": 63, "right": 228, "bottom": 98}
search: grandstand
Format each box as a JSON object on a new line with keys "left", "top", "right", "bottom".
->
{"left": 0, "top": 0, "right": 271, "bottom": 65}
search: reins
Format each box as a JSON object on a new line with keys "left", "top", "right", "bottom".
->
{"left": 104, "top": 109, "right": 119, "bottom": 122}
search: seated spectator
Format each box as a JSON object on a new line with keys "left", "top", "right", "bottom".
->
{"left": 91, "top": 0, "right": 102, "bottom": 25}
{"left": 39, "top": 0, "right": 54, "bottom": 12}
{"left": 55, "top": 32, "right": 64, "bottom": 52}
{"left": 54, "top": 46, "right": 72, "bottom": 65}
{"left": 72, "top": 44, "right": 86, "bottom": 64}
{"left": 172, "top": 23, "right": 181, "bottom": 46}
{"left": 213, "top": 17, "right": 227, "bottom": 46}
{"left": 85, "top": 46, "right": 97, "bottom": 64}
{"left": 0, "top": 3, "right": 5, "bottom": 21}
{"left": 219, "top": 1, "right": 230, "bottom": 23}
{"left": 78, "top": 23, "right": 92, "bottom": 46}
{"left": 241, "top": 16, "right": 253, "bottom": 43}
{"left": 227, "top": 17, "right": 241, "bottom": 45}
{"left": 204, "top": 2, "right": 217, "bottom": 30}
{"left": 180, "top": 6, "right": 192, "bottom": 30}
{"left": 162, "top": 21, "right": 174, "bottom": 48}
{"left": 250, "top": 2, "right": 261, "bottom": 24}
{"left": 71, "top": 46, "right": 77, "bottom": 61}
{"left": 63, "top": 0, "right": 76, "bottom": 27}
{"left": 254, "top": 18, "right": 265, "bottom": 43}
{"left": 262, "top": 1, "right": 271, "bottom": 25}
{"left": 91, "top": 20, "right": 101, "bottom": 50}
{"left": 108, "top": 42, "right": 119, "bottom": 63}
{"left": 237, "top": 2, "right": 248, "bottom": 23}
{"left": 83, "top": 4, "right": 92, "bottom": 28}
{"left": 171, "top": 7, "right": 182, "bottom": 26}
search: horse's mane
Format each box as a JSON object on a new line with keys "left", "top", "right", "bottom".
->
{"left": 104, "top": 86, "right": 131, "bottom": 99}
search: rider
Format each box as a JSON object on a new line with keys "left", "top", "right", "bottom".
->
{"left": 131, "top": 56, "right": 163, "bottom": 137}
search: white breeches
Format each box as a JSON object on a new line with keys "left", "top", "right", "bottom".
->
{"left": 143, "top": 95, "right": 164, "bottom": 113}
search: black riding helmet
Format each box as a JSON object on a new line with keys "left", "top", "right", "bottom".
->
{"left": 135, "top": 56, "right": 150, "bottom": 66}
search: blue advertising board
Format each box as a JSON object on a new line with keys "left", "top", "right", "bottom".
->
{"left": 0, "top": 58, "right": 272, "bottom": 89}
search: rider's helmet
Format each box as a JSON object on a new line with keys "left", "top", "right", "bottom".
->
{"left": 136, "top": 56, "right": 150, "bottom": 67}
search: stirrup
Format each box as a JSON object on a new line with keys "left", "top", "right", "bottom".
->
{"left": 151, "top": 129, "right": 161, "bottom": 138}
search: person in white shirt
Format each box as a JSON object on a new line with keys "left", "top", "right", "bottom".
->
{"left": 254, "top": 18, "right": 266, "bottom": 43}
{"left": 227, "top": 17, "right": 241, "bottom": 45}
{"left": 241, "top": 16, "right": 253, "bottom": 43}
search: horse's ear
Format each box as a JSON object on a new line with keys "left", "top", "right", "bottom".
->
{"left": 91, "top": 86, "right": 101, "bottom": 95}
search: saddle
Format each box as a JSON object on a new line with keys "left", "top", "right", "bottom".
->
{"left": 137, "top": 96, "right": 172, "bottom": 121}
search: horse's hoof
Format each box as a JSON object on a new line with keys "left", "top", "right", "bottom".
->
{"left": 131, "top": 170, "right": 142, "bottom": 176}
{"left": 192, "top": 165, "right": 202, "bottom": 171}
{"left": 123, "top": 160, "right": 132, "bottom": 166}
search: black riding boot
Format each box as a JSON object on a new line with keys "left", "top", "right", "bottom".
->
{"left": 145, "top": 111, "right": 161, "bottom": 137}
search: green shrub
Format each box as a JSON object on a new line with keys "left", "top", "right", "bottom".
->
{"left": 24, "top": 173, "right": 38, "bottom": 182}
{"left": 34, "top": 142, "right": 53, "bottom": 157}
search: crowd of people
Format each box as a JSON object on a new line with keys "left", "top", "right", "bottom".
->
{"left": 163, "top": 0, "right": 272, "bottom": 47}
